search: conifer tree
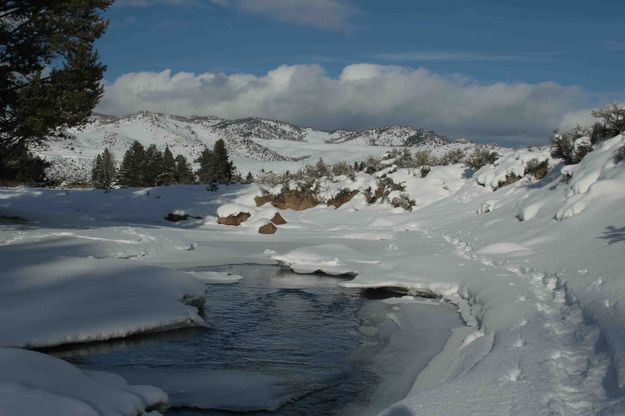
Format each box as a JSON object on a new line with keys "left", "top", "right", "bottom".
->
{"left": 118, "top": 141, "right": 145, "bottom": 187}
{"left": 100, "top": 148, "right": 116, "bottom": 190}
{"left": 196, "top": 147, "right": 215, "bottom": 183}
{"left": 91, "top": 154, "right": 104, "bottom": 188}
{"left": 160, "top": 146, "right": 176, "bottom": 186}
{"left": 245, "top": 171, "right": 254, "bottom": 184}
{"left": 144, "top": 144, "right": 163, "bottom": 186}
{"left": 174, "top": 155, "right": 195, "bottom": 184}
{"left": 212, "top": 139, "right": 234, "bottom": 184}
{"left": 0, "top": 1, "right": 113, "bottom": 182}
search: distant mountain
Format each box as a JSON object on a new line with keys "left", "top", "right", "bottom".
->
{"left": 32, "top": 111, "right": 491, "bottom": 183}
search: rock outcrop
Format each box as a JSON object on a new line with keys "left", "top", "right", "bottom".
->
{"left": 327, "top": 189, "right": 359, "bottom": 208}
{"left": 255, "top": 190, "right": 319, "bottom": 211}
{"left": 271, "top": 212, "right": 287, "bottom": 225}
{"left": 258, "top": 222, "right": 277, "bottom": 234}
{"left": 165, "top": 212, "right": 203, "bottom": 222}
{"left": 217, "top": 212, "right": 251, "bottom": 226}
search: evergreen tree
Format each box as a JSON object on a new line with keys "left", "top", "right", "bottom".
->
{"left": 118, "top": 141, "right": 145, "bottom": 187}
{"left": 160, "top": 146, "right": 176, "bottom": 185}
{"left": 212, "top": 139, "right": 234, "bottom": 184}
{"left": 195, "top": 147, "right": 215, "bottom": 183}
{"left": 91, "top": 154, "right": 104, "bottom": 188}
{"left": 91, "top": 148, "right": 116, "bottom": 190}
{"left": 245, "top": 171, "right": 254, "bottom": 184}
{"left": 0, "top": 1, "right": 113, "bottom": 182}
{"left": 144, "top": 144, "right": 163, "bottom": 186}
{"left": 100, "top": 148, "right": 116, "bottom": 190}
{"left": 174, "top": 155, "right": 195, "bottom": 184}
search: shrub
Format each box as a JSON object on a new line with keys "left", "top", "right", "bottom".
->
{"left": 331, "top": 161, "right": 352, "bottom": 177}
{"left": 466, "top": 148, "right": 499, "bottom": 171}
{"left": 524, "top": 158, "right": 550, "bottom": 180}
{"left": 591, "top": 103, "right": 625, "bottom": 143}
{"left": 391, "top": 193, "right": 416, "bottom": 211}
{"left": 413, "top": 150, "right": 432, "bottom": 167}
{"left": 550, "top": 126, "right": 592, "bottom": 165}
{"left": 440, "top": 149, "right": 465, "bottom": 165}
{"left": 362, "top": 156, "right": 383, "bottom": 174}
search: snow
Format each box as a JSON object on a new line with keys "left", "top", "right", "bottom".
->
{"left": 113, "top": 368, "right": 312, "bottom": 412}
{"left": 475, "top": 147, "right": 552, "bottom": 190}
{"left": 216, "top": 203, "right": 251, "bottom": 217}
{"left": 0, "top": 249, "right": 209, "bottom": 348}
{"left": 2, "top": 132, "right": 625, "bottom": 414}
{"left": 0, "top": 348, "right": 167, "bottom": 416}
{"left": 32, "top": 111, "right": 499, "bottom": 183}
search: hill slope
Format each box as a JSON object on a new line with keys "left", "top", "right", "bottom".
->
{"left": 33, "top": 112, "right": 492, "bottom": 183}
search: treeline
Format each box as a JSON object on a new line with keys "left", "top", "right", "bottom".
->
{"left": 92, "top": 139, "right": 253, "bottom": 189}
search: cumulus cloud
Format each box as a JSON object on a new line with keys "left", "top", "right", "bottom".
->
{"left": 97, "top": 63, "right": 590, "bottom": 145}
{"left": 212, "top": 0, "right": 359, "bottom": 30}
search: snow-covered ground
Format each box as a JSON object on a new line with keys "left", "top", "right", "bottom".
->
{"left": 2, "top": 134, "right": 625, "bottom": 415}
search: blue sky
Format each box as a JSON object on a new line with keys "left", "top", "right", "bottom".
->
{"left": 96, "top": 0, "right": 625, "bottom": 144}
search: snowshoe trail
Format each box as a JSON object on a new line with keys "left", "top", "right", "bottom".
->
{"left": 442, "top": 233, "right": 610, "bottom": 415}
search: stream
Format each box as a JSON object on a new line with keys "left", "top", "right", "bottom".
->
{"left": 52, "top": 264, "right": 463, "bottom": 415}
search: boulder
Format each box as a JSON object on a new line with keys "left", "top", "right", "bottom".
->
{"left": 327, "top": 189, "right": 359, "bottom": 208}
{"left": 165, "top": 212, "right": 189, "bottom": 222}
{"left": 217, "top": 212, "right": 251, "bottom": 226}
{"left": 254, "top": 194, "right": 274, "bottom": 207}
{"left": 272, "top": 190, "right": 319, "bottom": 211}
{"left": 270, "top": 212, "right": 287, "bottom": 225}
{"left": 255, "top": 189, "right": 319, "bottom": 211}
{"left": 258, "top": 222, "right": 277, "bottom": 234}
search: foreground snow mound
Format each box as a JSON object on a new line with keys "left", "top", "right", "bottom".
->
{"left": 0, "top": 348, "right": 167, "bottom": 416}
{"left": 0, "top": 242, "right": 208, "bottom": 348}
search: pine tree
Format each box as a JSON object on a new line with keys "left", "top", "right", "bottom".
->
{"left": 174, "top": 155, "right": 195, "bottom": 184}
{"left": 144, "top": 144, "right": 163, "bottom": 186}
{"left": 212, "top": 139, "right": 234, "bottom": 184}
{"left": 91, "top": 154, "right": 104, "bottom": 188}
{"left": 195, "top": 148, "right": 215, "bottom": 184}
{"left": 118, "top": 141, "right": 146, "bottom": 187}
{"left": 100, "top": 148, "right": 116, "bottom": 190}
{"left": 0, "top": 1, "right": 113, "bottom": 182}
{"left": 160, "top": 146, "right": 176, "bottom": 186}
{"left": 245, "top": 171, "right": 254, "bottom": 184}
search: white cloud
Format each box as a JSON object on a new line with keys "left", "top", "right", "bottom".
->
{"left": 97, "top": 63, "right": 591, "bottom": 145}
{"left": 212, "top": 0, "right": 359, "bottom": 30}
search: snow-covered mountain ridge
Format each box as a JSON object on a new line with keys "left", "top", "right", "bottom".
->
{"left": 32, "top": 111, "right": 490, "bottom": 183}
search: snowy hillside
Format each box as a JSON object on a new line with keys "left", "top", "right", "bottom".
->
{"left": 32, "top": 111, "right": 487, "bottom": 183}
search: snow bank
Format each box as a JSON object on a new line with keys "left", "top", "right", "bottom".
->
{"left": 216, "top": 203, "right": 252, "bottom": 218}
{"left": 475, "top": 148, "right": 551, "bottom": 190}
{"left": 0, "top": 244, "right": 208, "bottom": 348}
{"left": 114, "top": 368, "right": 315, "bottom": 413}
{"left": 555, "top": 135, "right": 625, "bottom": 220}
{"left": 271, "top": 244, "right": 362, "bottom": 276}
{"left": 0, "top": 348, "right": 167, "bottom": 416}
